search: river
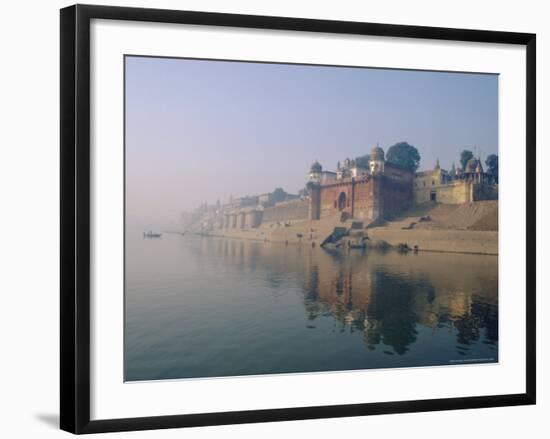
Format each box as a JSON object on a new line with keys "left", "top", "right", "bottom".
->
{"left": 125, "top": 231, "right": 498, "bottom": 381}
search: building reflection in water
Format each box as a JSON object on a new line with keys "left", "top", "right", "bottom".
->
{"left": 190, "top": 236, "right": 498, "bottom": 359}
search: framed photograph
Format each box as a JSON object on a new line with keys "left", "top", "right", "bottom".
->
{"left": 60, "top": 4, "right": 536, "bottom": 434}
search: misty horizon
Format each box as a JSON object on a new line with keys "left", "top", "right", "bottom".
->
{"left": 125, "top": 56, "right": 498, "bottom": 227}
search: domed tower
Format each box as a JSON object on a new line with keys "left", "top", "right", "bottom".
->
{"left": 309, "top": 161, "right": 323, "bottom": 183}
{"left": 450, "top": 162, "right": 457, "bottom": 178}
{"left": 475, "top": 160, "right": 484, "bottom": 173}
{"left": 465, "top": 157, "right": 483, "bottom": 174}
{"left": 369, "top": 145, "right": 385, "bottom": 174}
{"left": 465, "top": 157, "right": 475, "bottom": 173}
{"left": 463, "top": 157, "right": 485, "bottom": 183}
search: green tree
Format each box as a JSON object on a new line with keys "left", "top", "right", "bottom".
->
{"left": 386, "top": 142, "right": 421, "bottom": 172}
{"left": 485, "top": 154, "right": 498, "bottom": 182}
{"left": 460, "top": 150, "right": 474, "bottom": 170}
{"left": 271, "top": 187, "right": 287, "bottom": 203}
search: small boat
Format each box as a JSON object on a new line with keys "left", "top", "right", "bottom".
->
{"left": 143, "top": 231, "right": 162, "bottom": 238}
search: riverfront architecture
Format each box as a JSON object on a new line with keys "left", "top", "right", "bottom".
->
{"left": 307, "top": 147, "right": 413, "bottom": 222}
{"left": 190, "top": 145, "right": 498, "bottom": 233}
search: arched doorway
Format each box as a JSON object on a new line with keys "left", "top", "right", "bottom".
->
{"left": 337, "top": 192, "right": 347, "bottom": 211}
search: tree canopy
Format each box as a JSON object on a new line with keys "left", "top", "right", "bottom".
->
{"left": 485, "top": 154, "right": 498, "bottom": 182}
{"left": 460, "top": 150, "right": 474, "bottom": 170}
{"left": 386, "top": 142, "right": 421, "bottom": 172}
{"left": 271, "top": 187, "right": 288, "bottom": 203}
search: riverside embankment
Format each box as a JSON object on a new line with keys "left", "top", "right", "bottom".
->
{"left": 204, "top": 201, "right": 498, "bottom": 255}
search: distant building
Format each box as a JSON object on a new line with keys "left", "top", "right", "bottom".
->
{"left": 192, "top": 145, "right": 498, "bottom": 231}
{"left": 309, "top": 146, "right": 414, "bottom": 222}
{"left": 258, "top": 193, "right": 274, "bottom": 207}
{"left": 414, "top": 157, "right": 497, "bottom": 204}
{"left": 309, "top": 161, "right": 337, "bottom": 185}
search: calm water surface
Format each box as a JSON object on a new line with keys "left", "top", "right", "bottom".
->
{"left": 125, "top": 231, "right": 498, "bottom": 381}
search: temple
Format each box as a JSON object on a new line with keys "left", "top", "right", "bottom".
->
{"left": 413, "top": 156, "right": 497, "bottom": 204}
{"left": 308, "top": 146, "right": 413, "bottom": 222}
{"left": 190, "top": 145, "right": 498, "bottom": 232}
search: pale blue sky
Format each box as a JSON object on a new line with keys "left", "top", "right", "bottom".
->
{"left": 125, "top": 56, "right": 497, "bottom": 224}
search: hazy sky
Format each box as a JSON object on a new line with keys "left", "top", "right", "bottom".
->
{"left": 125, "top": 56, "right": 498, "bottom": 224}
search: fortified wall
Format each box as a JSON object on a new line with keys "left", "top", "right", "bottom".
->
{"left": 414, "top": 180, "right": 499, "bottom": 204}
{"left": 313, "top": 177, "right": 380, "bottom": 220}
{"left": 262, "top": 199, "right": 309, "bottom": 223}
{"left": 414, "top": 157, "right": 498, "bottom": 204}
{"left": 197, "top": 146, "right": 497, "bottom": 234}
{"left": 472, "top": 183, "right": 498, "bottom": 201}
{"left": 311, "top": 175, "right": 412, "bottom": 222}
{"left": 415, "top": 180, "right": 472, "bottom": 204}
{"left": 310, "top": 153, "right": 414, "bottom": 223}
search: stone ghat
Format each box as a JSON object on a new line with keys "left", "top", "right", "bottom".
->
{"left": 207, "top": 214, "right": 498, "bottom": 255}
{"left": 262, "top": 199, "right": 309, "bottom": 222}
{"left": 210, "top": 215, "right": 342, "bottom": 246}
{"left": 367, "top": 229, "right": 497, "bottom": 255}
{"left": 388, "top": 201, "right": 498, "bottom": 232}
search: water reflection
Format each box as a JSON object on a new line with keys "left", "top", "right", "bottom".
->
{"left": 298, "top": 246, "right": 497, "bottom": 357}
{"left": 125, "top": 233, "right": 498, "bottom": 381}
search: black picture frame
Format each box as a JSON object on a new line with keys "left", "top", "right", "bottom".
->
{"left": 60, "top": 4, "right": 536, "bottom": 434}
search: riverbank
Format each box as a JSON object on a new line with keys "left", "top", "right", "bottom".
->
{"left": 201, "top": 201, "right": 498, "bottom": 255}
{"left": 204, "top": 222, "right": 497, "bottom": 255}
{"left": 367, "top": 228, "right": 498, "bottom": 255}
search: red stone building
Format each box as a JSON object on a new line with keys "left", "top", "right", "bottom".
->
{"left": 308, "top": 146, "right": 413, "bottom": 222}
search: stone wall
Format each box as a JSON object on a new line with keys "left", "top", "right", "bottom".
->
{"left": 315, "top": 174, "right": 411, "bottom": 222}
{"left": 244, "top": 210, "right": 263, "bottom": 228}
{"left": 384, "top": 162, "right": 414, "bottom": 182}
{"left": 380, "top": 176, "right": 414, "bottom": 216}
{"left": 350, "top": 178, "right": 379, "bottom": 220}
{"left": 414, "top": 180, "right": 471, "bottom": 204}
{"left": 318, "top": 180, "right": 356, "bottom": 219}
{"left": 414, "top": 180, "right": 498, "bottom": 205}
{"left": 368, "top": 229, "right": 498, "bottom": 255}
{"left": 309, "top": 186, "right": 321, "bottom": 220}
{"left": 473, "top": 183, "right": 498, "bottom": 201}
{"left": 262, "top": 199, "right": 309, "bottom": 222}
